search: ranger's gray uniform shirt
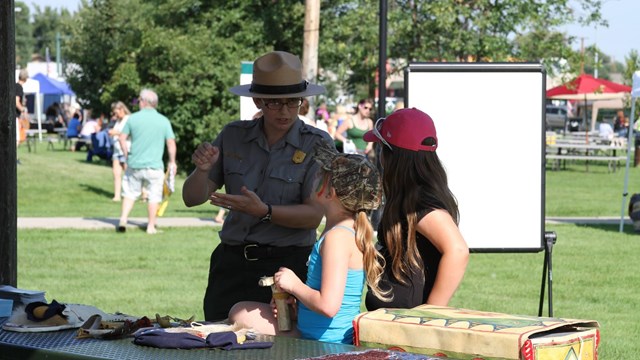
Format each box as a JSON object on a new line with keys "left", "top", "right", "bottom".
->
{"left": 209, "top": 118, "right": 333, "bottom": 247}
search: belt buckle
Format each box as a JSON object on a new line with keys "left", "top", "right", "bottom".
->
{"left": 243, "top": 244, "right": 259, "bottom": 261}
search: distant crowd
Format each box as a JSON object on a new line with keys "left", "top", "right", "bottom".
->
{"left": 297, "top": 99, "right": 405, "bottom": 159}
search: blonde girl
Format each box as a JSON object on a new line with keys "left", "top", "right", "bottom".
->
{"left": 228, "top": 141, "right": 389, "bottom": 344}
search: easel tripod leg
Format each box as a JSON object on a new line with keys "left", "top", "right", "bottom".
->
{"left": 538, "top": 231, "right": 557, "bottom": 317}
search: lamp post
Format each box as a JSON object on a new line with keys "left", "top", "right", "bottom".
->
{"left": 56, "top": 32, "right": 61, "bottom": 76}
{"left": 54, "top": 32, "right": 72, "bottom": 79}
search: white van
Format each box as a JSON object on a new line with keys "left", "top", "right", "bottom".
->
{"left": 545, "top": 105, "right": 568, "bottom": 130}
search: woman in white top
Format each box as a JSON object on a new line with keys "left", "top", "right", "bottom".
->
{"left": 108, "top": 101, "right": 131, "bottom": 201}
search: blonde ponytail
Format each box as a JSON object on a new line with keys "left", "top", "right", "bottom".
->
{"left": 354, "top": 211, "right": 392, "bottom": 302}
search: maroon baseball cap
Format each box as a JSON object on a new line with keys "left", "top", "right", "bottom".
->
{"left": 363, "top": 107, "right": 438, "bottom": 152}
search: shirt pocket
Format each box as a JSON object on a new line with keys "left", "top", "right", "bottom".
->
{"left": 223, "top": 161, "right": 247, "bottom": 194}
{"left": 268, "top": 165, "right": 305, "bottom": 204}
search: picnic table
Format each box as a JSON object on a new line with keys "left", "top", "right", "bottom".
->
{"left": 25, "top": 129, "right": 46, "bottom": 153}
{"left": 546, "top": 142, "right": 628, "bottom": 172}
{"left": 0, "top": 317, "right": 448, "bottom": 360}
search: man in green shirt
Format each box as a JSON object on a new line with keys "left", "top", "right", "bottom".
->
{"left": 117, "top": 89, "right": 177, "bottom": 234}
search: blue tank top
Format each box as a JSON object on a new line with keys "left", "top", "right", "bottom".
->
{"left": 297, "top": 226, "right": 364, "bottom": 344}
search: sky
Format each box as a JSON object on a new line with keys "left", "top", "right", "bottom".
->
{"left": 25, "top": 0, "right": 639, "bottom": 62}
{"left": 559, "top": 0, "right": 639, "bottom": 63}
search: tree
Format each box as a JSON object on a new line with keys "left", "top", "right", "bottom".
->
{"left": 14, "top": 1, "right": 33, "bottom": 68}
{"left": 63, "top": 0, "right": 608, "bottom": 170}
{"left": 387, "top": 1, "right": 603, "bottom": 72}
{"left": 513, "top": 27, "right": 581, "bottom": 78}
{"left": 65, "top": 0, "right": 135, "bottom": 115}
{"left": 31, "top": 5, "right": 72, "bottom": 60}
{"left": 623, "top": 49, "right": 640, "bottom": 114}
{"left": 317, "top": 0, "right": 380, "bottom": 101}
{"left": 623, "top": 50, "right": 640, "bottom": 86}
{"left": 317, "top": 0, "right": 604, "bottom": 101}
{"left": 65, "top": 0, "right": 276, "bottom": 168}
{"left": 581, "top": 45, "right": 625, "bottom": 80}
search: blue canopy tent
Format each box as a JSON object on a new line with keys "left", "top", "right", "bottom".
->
{"left": 31, "top": 73, "right": 75, "bottom": 96}
{"left": 30, "top": 73, "right": 76, "bottom": 140}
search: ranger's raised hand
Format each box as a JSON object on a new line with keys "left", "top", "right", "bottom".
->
{"left": 191, "top": 142, "right": 219, "bottom": 172}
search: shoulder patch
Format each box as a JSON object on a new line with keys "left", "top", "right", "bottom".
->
{"left": 227, "top": 119, "right": 259, "bottom": 129}
{"left": 300, "top": 124, "right": 332, "bottom": 140}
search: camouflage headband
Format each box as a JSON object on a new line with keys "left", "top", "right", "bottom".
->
{"left": 313, "top": 140, "right": 382, "bottom": 212}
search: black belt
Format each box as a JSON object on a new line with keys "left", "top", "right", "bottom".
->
{"left": 223, "top": 243, "right": 312, "bottom": 261}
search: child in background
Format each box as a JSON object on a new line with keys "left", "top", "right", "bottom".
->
{"left": 213, "top": 208, "right": 226, "bottom": 224}
{"left": 228, "top": 140, "right": 389, "bottom": 344}
{"left": 66, "top": 111, "right": 82, "bottom": 150}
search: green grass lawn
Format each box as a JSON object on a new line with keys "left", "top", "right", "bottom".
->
{"left": 17, "top": 144, "right": 640, "bottom": 218}
{"left": 13, "top": 143, "right": 640, "bottom": 358}
{"left": 16, "top": 145, "right": 216, "bottom": 218}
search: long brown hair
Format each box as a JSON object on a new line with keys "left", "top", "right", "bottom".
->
{"left": 380, "top": 146, "right": 459, "bottom": 285}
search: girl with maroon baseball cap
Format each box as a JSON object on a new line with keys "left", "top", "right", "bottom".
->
{"left": 363, "top": 107, "right": 469, "bottom": 310}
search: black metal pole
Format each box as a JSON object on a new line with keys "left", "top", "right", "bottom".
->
{"left": 537, "top": 244, "right": 548, "bottom": 317}
{"left": 377, "top": 0, "right": 387, "bottom": 120}
{"left": 546, "top": 232, "right": 556, "bottom": 317}
{"left": 371, "top": 0, "right": 387, "bottom": 231}
{"left": 1, "top": 0, "right": 18, "bottom": 286}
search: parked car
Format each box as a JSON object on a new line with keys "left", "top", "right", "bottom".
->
{"left": 545, "top": 105, "right": 568, "bottom": 130}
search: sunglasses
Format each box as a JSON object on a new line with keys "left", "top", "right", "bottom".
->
{"left": 373, "top": 117, "right": 393, "bottom": 151}
{"left": 362, "top": 106, "right": 372, "bottom": 111}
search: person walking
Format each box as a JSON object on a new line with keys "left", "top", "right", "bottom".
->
{"left": 108, "top": 101, "right": 131, "bottom": 201}
{"left": 182, "top": 51, "right": 333, "bottom": 321}
{"left": 117, "top": 89, "right": 177, "bottom": 234}
{"left": 362, "top": 108, "right": 469, "bottom": 310}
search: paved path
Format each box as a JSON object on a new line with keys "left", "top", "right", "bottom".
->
{"left": 16, "top": 216, "right": 632, "bottom": 229}
{"left": 545, "top": 216, "right": 631, "bottom": 225}
{"left": 17, "top": 217, "right": 220, "bottom": 230}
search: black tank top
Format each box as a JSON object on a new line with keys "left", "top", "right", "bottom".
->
{"left": 365, "top": 207, "right": 442, "bottom": 310}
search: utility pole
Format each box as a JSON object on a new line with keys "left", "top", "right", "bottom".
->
{"left": 302, "top": 0, "right": 320, "bottom": 117}
{"left": 594, "top": 49, "right": 599, "bottom": 79}
{"left": 580, "top": 37, "right": 585, "bottom": 75}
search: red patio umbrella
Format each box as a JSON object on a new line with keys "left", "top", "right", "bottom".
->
{"left": 546, "top": 74, "right": 631, "bottom": 138}
{"left": 546, "top": 73, "right": 631, "bottom": 99}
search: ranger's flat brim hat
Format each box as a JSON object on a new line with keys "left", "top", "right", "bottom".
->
{"left": 229, "top": 51, "right": 325, "bottom": 98}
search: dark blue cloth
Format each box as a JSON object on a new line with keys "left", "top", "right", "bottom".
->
{"left": 25, "top": 300, "right": 66, "bottom": 322}
{"left": 133, "top": 330, "right": 272, "bottom": 350}
{"left": 87, "top": 130, "right": 113, "bottom": 161}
